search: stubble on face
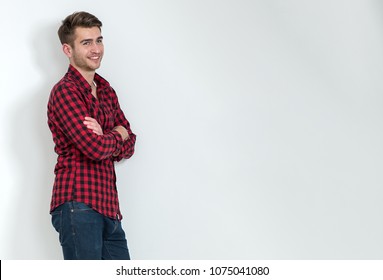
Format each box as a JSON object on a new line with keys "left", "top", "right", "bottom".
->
{"left": 70, "top": 27, "right": 104, "bottom": 73}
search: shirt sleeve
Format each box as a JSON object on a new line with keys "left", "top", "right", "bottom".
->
{"left": 50, "top": 82, "right": 124, "bottom": 161}
{"left": 111, "top": 89, "right": 136, "bottom": 162}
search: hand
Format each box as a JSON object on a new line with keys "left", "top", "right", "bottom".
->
{"left": 84, "top": 117, "right": 103, "bottom": 135}
{"left": 113, "top": 125, "right": 130, "bottom": 141}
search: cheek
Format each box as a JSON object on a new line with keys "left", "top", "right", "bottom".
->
{"left": 71, "top": 49, "right": 80, "bottom": 57}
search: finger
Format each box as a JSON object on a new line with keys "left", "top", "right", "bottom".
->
{"left": 84, "top": 122, "right": 96, "bottom": 129}
{"left": 84, "top": 122, "right": 97, "bottom": 130}
{"left": 91, "top": 125, "right": 103, "bottom": 135}
{"left": 84, "top": 120, "right": 97, "bottom": 126}
{"left": 88, "top": 127, "right": 102, "bottom": 135}
{"left": 94, "top": 128, "right": 103, "bottom": 135}
{"left": 84, "top": 119, "right": 99, "bottom": 126}
{"left": 83, "top": 119, "right": 103, "bottom": 135}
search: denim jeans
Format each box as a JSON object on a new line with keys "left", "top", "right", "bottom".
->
{"left": 51, "top": 201, "right": 130, "bottom": 260}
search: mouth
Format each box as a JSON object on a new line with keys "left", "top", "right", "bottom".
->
{"left": 89, "top": 56, "right": 101, "bottom": 61}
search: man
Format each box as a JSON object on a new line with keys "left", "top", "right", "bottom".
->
{"left": 47, "top": 11, "right": 136, "bottom": 260}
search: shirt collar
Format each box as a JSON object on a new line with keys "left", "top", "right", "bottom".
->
{"left": 66, "top": 65, "right": 110, "bottom": 91}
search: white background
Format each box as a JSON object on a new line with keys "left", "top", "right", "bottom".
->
{"left": 1, "top": 0, "right": 383, "bottom": 260}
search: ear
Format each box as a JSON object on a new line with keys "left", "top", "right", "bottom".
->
{"left": 62, "top": 43, "right": 72, "bottom": 58}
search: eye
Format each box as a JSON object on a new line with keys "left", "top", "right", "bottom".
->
{"left": 97, "top": 39, "right": 103, "bottom": 44}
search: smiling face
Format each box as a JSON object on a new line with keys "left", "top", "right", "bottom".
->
{"left": 63, "top": 26, "right": 104, "bottom": 75}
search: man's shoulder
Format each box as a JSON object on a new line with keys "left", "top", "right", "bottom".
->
{"left": 51, "top": 75, "right": 82, "bottom": 94}
{"left": 49, "top": 75, "right": 88, "bottom": 109}
{"left": 52, "top": 65, "right": 90, "bottom": 91}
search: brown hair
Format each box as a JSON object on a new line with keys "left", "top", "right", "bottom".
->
{"left": 58, "top": 11, "right": 102, "bottom": 46}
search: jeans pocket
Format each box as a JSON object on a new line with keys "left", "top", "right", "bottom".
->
{"left": 71, "top": 201, "right": 94, "bottom": 212}
{"left": 51, "top": 209, "right": 63, "bottom": 244}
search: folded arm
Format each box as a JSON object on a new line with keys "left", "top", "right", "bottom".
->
{"left": 49, "top": 83, "right": 124, "bottom": 161}
{"left": 109, "top": 92, "right": 136, "bottom": 162}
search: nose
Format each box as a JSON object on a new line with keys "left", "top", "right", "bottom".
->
{"left": 91, "top": 45, "right": 101, "bottom": 54}
{"left": 91, "top": 42, "right": 102, "bottom": 54}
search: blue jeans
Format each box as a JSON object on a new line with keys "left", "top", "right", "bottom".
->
{"left": 51, "top": 201, "right": 130, "bottom": 260}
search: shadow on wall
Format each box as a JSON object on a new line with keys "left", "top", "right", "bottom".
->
{"left": 8, "top": 21, "right": 67, "bottom": 259}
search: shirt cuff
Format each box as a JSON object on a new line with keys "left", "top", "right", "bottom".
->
{"left": 111, "top": 130, "right": 124, "bottom": 155}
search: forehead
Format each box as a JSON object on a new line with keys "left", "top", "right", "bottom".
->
{"left": 73, "top": 26, "right": 102, "bottom": 41}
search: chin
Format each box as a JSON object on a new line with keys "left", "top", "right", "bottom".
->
{"left": 87, "top": 63, "right": 101, "bottom": 71}
{"left": 92, "top": 62, "right": 102, "bottom": 70}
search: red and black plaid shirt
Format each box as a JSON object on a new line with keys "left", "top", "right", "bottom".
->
{"left": 47, "top": 65, "right": 136, "bottom": 219}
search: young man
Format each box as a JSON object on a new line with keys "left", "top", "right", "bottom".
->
{"left": 47, "top": 11, "right": 136, "bottom": 260}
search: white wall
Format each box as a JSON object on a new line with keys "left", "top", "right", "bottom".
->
{"left": 1, "top": 0, "right": 383, "bottom": 259}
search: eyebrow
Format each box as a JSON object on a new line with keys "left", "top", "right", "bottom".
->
{"left": 80, "top": 36, "right": 103, "bottom": 44}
